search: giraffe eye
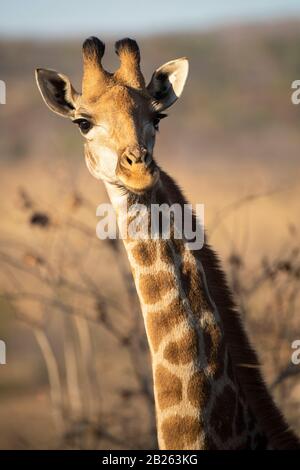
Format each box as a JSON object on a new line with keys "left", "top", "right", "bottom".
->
{"left": 73, "top": 118, "right": 93, "bottom": 134}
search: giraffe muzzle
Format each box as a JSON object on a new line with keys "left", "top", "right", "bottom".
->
{"left": 116, "top": 146, "right": 159, "bottom": 193}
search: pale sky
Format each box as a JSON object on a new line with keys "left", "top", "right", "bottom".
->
{"left": 1, "top": 0, "right": 300, "bottom": 37}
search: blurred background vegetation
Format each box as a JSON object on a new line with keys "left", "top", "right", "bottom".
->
{"left": 0, "top": 3, "right": 300, "bottom": 449}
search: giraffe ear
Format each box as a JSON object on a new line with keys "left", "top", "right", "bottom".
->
{"left": 147, "top": 58, "right": 189, "bottom": 111}
{"left": 35, "top": 68, "right": 79, "bottom": 118}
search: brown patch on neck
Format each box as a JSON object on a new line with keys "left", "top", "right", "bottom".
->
{"left": 159, "top": 240, "right": 175, "bottom": 265}
{"left": 181, "top": 261, "right": 210, "bottom": 314}
{"left": 146, "top": 298, "right": 186, "bottom": 352}
{"left": 155, "top": 365, "right": 182, "bottom": 410}
{"left": 131, "top": 240, "right": 157, "bottom": 267}
{"left": 202, "top": 321, "right": 224, "bottom": 378}
{"left": 187, "top": 371, "right": 211, "bottom": 409}
{"left": 163, "top": 330, "right": 198, "bottom": 365}
{"left": 139, "top": 271, "right": 175, "bottom": 305}
{"left": 161, "top": 416, "right": 202, "bottom": 450}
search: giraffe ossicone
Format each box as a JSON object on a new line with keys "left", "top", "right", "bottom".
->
{"left": 36, "top": 36, "right": 300, "bottom": 450}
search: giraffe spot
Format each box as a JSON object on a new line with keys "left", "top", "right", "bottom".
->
{"left": 187, "top": 371, "right": 211, "bottom": 409}
{"left": 161, "top": 415, "right": 202, "bottom": 450}
{"left": 155, "top": 365, "right": 182, "bottom": 410}
{"left": 210, "top": 385, "right": 237, "bottom": 441}
{"left": 131, "top": 240, "right": 157, "bottom": 266}
{"left": 172, "top": 236, "right": 185, "bottom": 257}
{"left": 146, "top": 298, "right": 186, "bottom": 352}
{"left": 160, "top": 240, "right": 174, "bottom": 265}
{"left": 202, "top": 321, "right": 224, "bottom": 378}
{"left": 163, "top": 330, "right": 198, "bottom": 365}
{"left": 181, "top": 262, "right": 199, "bottom": 312}
{"left": 139, "top": 271, "right": 175, "bottom": 305}
{"left": 181, "top": 261, "right": 208, "bottom": 313}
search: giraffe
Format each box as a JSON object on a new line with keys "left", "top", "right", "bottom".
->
{"left": 35, "top": 37, "right": 300, "bottom": 450}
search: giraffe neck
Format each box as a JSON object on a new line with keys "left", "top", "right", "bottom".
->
{"left": 104, "top": 174, "right": 293, "bottom": 450}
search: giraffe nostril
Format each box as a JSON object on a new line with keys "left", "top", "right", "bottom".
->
{"left": 123, "top": 147, "right": 149, "bottom": 166}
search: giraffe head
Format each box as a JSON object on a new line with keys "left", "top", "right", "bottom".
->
{"left": 36, "top": 37, "right": 188, "bottom": 194}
